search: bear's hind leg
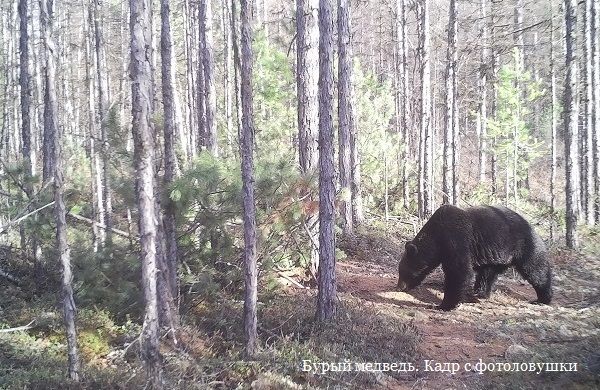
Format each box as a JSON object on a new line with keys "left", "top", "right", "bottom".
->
{"left": 474, "top": 266, "right": 505, "bottom": 299}
{"left": 439, "top": 261, "right": 474, "bottom": 311}
{"left": 515, "top": 254, "right": 552, "bottom": 305}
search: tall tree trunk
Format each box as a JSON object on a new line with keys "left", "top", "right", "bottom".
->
{"left": 222, "top": 1, "right": 233, "bottom": 154}
{"left": 593, "top": 0, "right": 600, "bottom": 222}
{"left": 338, "top": 0, "right": 352, "bottom": 234}
{"left": 584, "top": 0, "right": 595, "bottom": 225}
{"left": 41, "top": 0, "right": 55, "bottom": 183}
{"left": 296, "top": 0, "right": 319, "bottom": 275}
{"left": 183, "top": 0, "right": 196, "bottom": 160}
{"left": 231, "top": 0, "right": 243, "bottom": 140}
{"left": 316, "top": 0, "right": 336, "bottom": 322}
{"left": 420, "top": 0, "right": 433, "bottom": 218}
{"left": 396, "top": 0, "right": 410, "bottom": 209}
{"left": 564, "top": 0, "right": 580, "bottom": 249}
{"left": 514, "top": 0, "right": 524, "bottom": 73}
{"left": 18, "top": 0, "right": 32, "bottom": 195}
{"left": 83, "top": 2, "right": 103, "bottom": 250}
{"left": 296, "top": 0, "right": 319, "bottom": 173}
{"left": 92, "top": 0, "right": 113, "bottom": 239}
{"left": 240, "top": 0, "right": 258, "bottom": 357}
{"left": 200, "top": 0, "right": 217, "bottom": 155}
{"left": 160, "top": 0, "right": 179, "bottom": 316}
{"left": 197, "top": 3, "right": 206, "bottom": 152}
{"left": 40, "top": 0, "right": 81, "bottom": 380}
{"left": 477, "top": 0, "right": 488, "bottom": 183}
{"left": 442, "top": 0, "right": 457, "bottom": 205}
{"left": 130, "top": 0, "right": 162, "bottom": 384}
{"left": 18, "top": 0, "right": 42, "bottom": 279}
{"left": 551, "top": 7, "right": 559, "bottom": 241}
{"left": 489, "top": 2, "right": 498, "bottom": 195}
{"left": 347, "top": 15, "right": 363, "bottom": 226}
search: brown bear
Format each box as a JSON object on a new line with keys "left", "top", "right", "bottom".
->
{"left": 396, "top": 204, "right": 552, "bottom": 311}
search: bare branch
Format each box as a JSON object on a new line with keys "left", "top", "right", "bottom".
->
{"left": 0, "top": 320, "right": 35, "bottom": 333}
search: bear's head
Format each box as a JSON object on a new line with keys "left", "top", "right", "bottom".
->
{"left": 396, "top": 241, "right": 438, "bottom": 292}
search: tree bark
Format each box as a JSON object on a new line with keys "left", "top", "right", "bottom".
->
{"left": 296, "top": 0, "right": 319, "bottom": 274}
{"left": 18, "top": 0, "right": 32, "bottom": 195}
{"left": 41, "top": 0, "right": 55, "bottom": 184}
{"left": 231, "top": 0, "right": 243, "bottom": 140}
{"left": 420, "top": 0, "right": 433, "bottom": 218}
{"left": 160, "top": 0, "right": 179, "bottom": 313}
{"left": 564, "top": 0, "right": 580, "bottom": 249}
{"left": 183, "top": 0, "right": 196, "bottom": 160}
{"left": 296, "top": 0, "right": 319, "bottom": 173}
{"left": 593, "top": 0, "right": 600, "bottom": 222}
{"left": 41, "top": 0, "right": 81, "bottom": 380}
{"left": 551, "top": 7, "right": 558, "bottom": 241}
{"left": 18, "top": 0, "right": 41, "bottom": 280}
{"left": 316, "top": 0, "right": 336, "bottom": 322}
{"left": 584, "top": 0, "right": 595, "bottom": 225}
{"left": 92, "top": 0, "right": 113, "bottom": 240}
{"left": 477, "top": 0, "right": 488, "bottom": 183}
{"left": 84, "top": 4, "right": 105, "bottom": 250}
{"left": 222, "top": 1, "right": 234, "bottom": 154}
{"left": 396, "top": 0, "right": 410, "bottom": 209}
{"left": 130, "top": 0, "right": 162, "bottom": 384}
{"left": 197, "top": 3, "right": 206, "bottom": 153}
{"left": 443, "top": 0, "right": 457, "bottom": 206}
{"left": 200, "top": 0, "right": 217, "bottom": 156}
{"left": 240, "top": 0, "right": 258, "bottom": 357}
{"left": 338, "top": 0, "right": 353, "bottom": 234}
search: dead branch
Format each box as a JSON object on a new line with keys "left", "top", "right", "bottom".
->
{"left": 67, "top": 212, "right": 132, "bottom": 239}
{"left": 0, "top": 201, "right": 56, "bottom": 235}
{"left": 0, "top": 320, "right": 35, "bottom": 333}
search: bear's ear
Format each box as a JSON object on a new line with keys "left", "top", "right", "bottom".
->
{"left": 405, "top": 242, "right": 418, "bottom": 256}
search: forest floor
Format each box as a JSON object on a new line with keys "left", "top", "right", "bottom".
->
{"left": 1, "top": 224, "right": 599, "bottom": 389}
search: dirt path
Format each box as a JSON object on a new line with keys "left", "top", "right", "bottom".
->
{"left": 335, "top": 236, "right": 600, "bottom": 389}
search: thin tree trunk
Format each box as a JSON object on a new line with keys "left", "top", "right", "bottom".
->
{"left": 564, "top": 0, "right": 580, "bottom": 249}
{"left": 83, "top": 1, "right": 103, "bottom": 250}
{"left": 130, "top": 0, "right": 162, "bottom": 384}
{"left": 240, "top": 0, "right": 258, "bottom": 357}
{"left": 338, "top": 0, "right": 352, "bottom": 234}
{"left": 18, "top": 0, "right": 32, "bottom": 196}
{"left": 443, "top": 0, "right": 457, "bottom": 205}
{"left": 584, "top": 0, "right": 595, "bottom": 225}
{"left": 316, "top": 0, "right": 336, "bottom": 322}
{"left": 92, "top": 0, "right": 113, "bottom": 239}
{"left": 231, "top": 0, "right": 243, "bottom": 140}
{"left": 197, "top": 3, "right": 206, "bottom": 152}
{"left": 200, "top": 0, "right": 217, "bottom": 156}
{"left": 297, "top": 0, "right": 319, "bottom": 173}
{"left": 223, "top": 1, "right": 233, "bottom": 154}
{"left": 40, "top": 0, "right": 80, "bottom": 380}
{"left": 593, "top": 0, "right": 600, "bottom": 222}
{"left": 490, "top": 3, "right": 498, "bottom": 195}
{"left": 550, "top": 8, "right": 558, "bottom": 241}
{"left": 420, "top": 0, "right": 433, "bottom": 218}
{"left": 296, "top": 0, "right": 319, "bottom": 274}
{"left": 183, "top": 0, "right": 197, "bottom": 160}
{"left": 18, "top": 0, "right": 41, "bottom": 280}
{"left": 160, "top": 0, "right": 179, "bottom": 313}
{"left": 396, "top": 0, "right": 410, "bottom": 209}
{"left": 346, "top": 11, "right": 363, "bottom": 226}
{"left": 478, "top": 0, "right": 488, "bottom": 183}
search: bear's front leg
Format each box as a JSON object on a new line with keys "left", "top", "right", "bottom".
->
{"left": 439, "top": 261, "right": 474, "bottom": 311}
